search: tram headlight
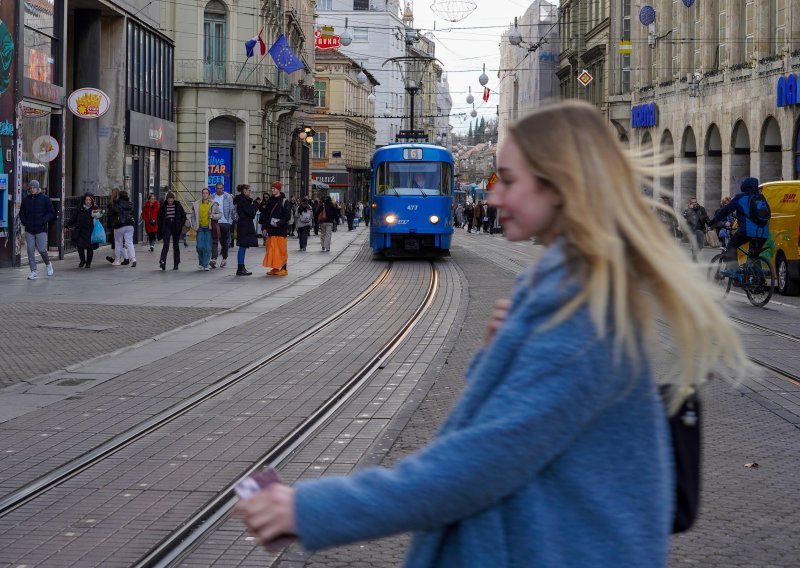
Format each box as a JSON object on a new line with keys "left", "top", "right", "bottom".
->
{"left": 429, "top": 215, "right": 440, "bottom": 224}
{"left": 385, "top": 214, "right": 397, "bottom": 224}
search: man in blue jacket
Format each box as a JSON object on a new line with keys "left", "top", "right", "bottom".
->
{"left": 708, "top": 176, "right": 769, "bottom": 276}
{"left": 18, "top": 180, "right": 56, "bottom": 280}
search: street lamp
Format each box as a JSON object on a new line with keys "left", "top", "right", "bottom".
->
{"left": 383, "top": 53, "right": 442, "bottom": 139}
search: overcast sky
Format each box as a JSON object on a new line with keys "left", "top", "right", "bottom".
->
{"left": 408, "top": 0, "right": 540, "bottom": 134}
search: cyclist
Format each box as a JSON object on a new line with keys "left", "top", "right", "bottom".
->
{"left": 708, "top": 177, "right": 769, "bottom": 278}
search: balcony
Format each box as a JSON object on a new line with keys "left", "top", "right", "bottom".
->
{"left": 174, "top": 59, "right": 289, "bottom": 91}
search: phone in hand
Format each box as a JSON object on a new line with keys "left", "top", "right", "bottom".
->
{"left": 234, "top": 467, "right": 295, "bottom": 552}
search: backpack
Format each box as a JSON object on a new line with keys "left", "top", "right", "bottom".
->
{"left": 747, "top": 191, "right": 771, "bottom": 226}
{"left": 298, "top": 209, "right": 312, "bottom": 227}
{"left": 317, "top": 206, "right": 327, "bottom": 224}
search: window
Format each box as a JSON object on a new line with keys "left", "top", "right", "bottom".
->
{"left": 204, "top": 0, "right": 226, "bottom": 82}
{"left": 775, "top": 0, "right": 786, "bottom": 53}
{"left": 671, "top": 0, "right": 678, "bottom": 76}
{"left": 745, "top": 0, "right": 755, "bottom": 61}
{"left": 718, "top": 0, "right": 728, "bottom": 68}
{"left": 126, "top": 21, "right": 174, "bottom": 121}
{"left": 353, "top": 0, "right": 369, "bottom": 9}
{"left": 314, "top": 80, "right": 327, "bottom": 107}
{"left": 621, "top": 0, "right": 631, "bottom": 92}
{"left": 694, "top": 7, "right": 701, "bottom": 71}
{"left": 24, "top": 0, "right": 58, "bottom": 84}
{"left": 312, "top": 132, "right": 327, "bottom": 159}
{"left": 376, "top": 162, "right": 451, "bottom": 196}
{"left": 318, "top": 0, "right": 332, "bottom": 10}
{"left": 353, "top": 28, "right": 368, "bottom": 42}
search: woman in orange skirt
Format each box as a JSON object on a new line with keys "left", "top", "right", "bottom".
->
{"left": 261, "top": 181, "right": 292, "bottom": 275}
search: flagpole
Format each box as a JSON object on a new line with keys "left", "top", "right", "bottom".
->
{"left": 240, "top": 52, "right": 268, "bottom": 84}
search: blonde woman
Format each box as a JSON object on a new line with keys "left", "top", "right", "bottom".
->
{"left": 236, "top": 101, "right": 749, "bottom": 566}
{"left": 190, "top": 188, "right": 221, "bottom": 270}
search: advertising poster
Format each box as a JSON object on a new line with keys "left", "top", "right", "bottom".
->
{"left": 0, "top": 1, "right": 15, "bottom": 252}
{"left": 208, "top": 146, "right": 233, "bottom": 193}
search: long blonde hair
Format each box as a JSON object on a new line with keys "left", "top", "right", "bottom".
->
{"left": 509, "top": 100, "right": 750, "bottom": 410}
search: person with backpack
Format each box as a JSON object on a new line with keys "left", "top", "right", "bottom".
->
{"left": 235, "top": 101, "right": 751, "bottom": 565}
{"left": 295, "top": 198, "right": 313, "bottom": 251}
{"left": 261, "top": 180, "right": 292, "bottom": 276}
{"left": 709, "top": 177, "right": 771, "bottom": 277}
{"left": 109, "top": 190, "right": 137, "bottom": 267}
{"left": 318, "top": 196, "right": 337, "bottom": 252}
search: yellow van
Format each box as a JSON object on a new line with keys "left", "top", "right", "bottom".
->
{"left": 760, "top": 181, "right": 800, "bottom": 295}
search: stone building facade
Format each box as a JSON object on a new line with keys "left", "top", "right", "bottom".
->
{"left": 311, "top": 49, "right": 378, "bottom": 204}
{"left": 622, "top": 0, "right": 800, "bottom": 210}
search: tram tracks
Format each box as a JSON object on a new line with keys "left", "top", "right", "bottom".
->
{"left": 0, "top": 263, "right": 397, "bottom": 519}
{"left": 729, "top": 316, "right": 800, "bottom": 387}
{"left": 0, "top": 260, "right": 441, "bottom": 568}
{"left": 133, "top": 261, "right": 440, "bottom": 568}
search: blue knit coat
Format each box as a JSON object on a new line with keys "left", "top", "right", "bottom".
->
{"left": 295, "top": 242, "right": 672, "bottom": 567}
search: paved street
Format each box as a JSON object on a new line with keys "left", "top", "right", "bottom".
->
{"left": 0, "top": 230, "right": 798, "bottom": 567}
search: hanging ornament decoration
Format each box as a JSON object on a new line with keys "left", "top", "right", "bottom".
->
{"left": 638, "top": 5, "right": 656, "bottom": 26}
{"left": 466, "top": 85, "right": 474, "bottom": 105}
{"left": 470, "top": 103, "right": 477, "bottom": 118}
{"left": 478, "top": 63, "right": 489, "bottom": 87}
{"left": 430, "top": 0, "right": 477, "bottom": 23}
{"left": 681, "top": 0, "right": 695, "bottom": 6}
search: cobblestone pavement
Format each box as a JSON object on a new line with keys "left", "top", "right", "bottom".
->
{"left": 0, "top": 303, "right": 216, "bottom": 387}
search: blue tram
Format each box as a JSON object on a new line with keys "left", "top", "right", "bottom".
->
{"left": 369, "top": 143, "right": 454, "bottom": 256}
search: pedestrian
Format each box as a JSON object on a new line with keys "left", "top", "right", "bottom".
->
{"left": 455, "top": 203, "right": 464, "bottom": 228}
{"left": 331, "top": 201, "right": 341, "bottom": 232}
{"left": 190, "top": 187, "right": 220, "bottom": 270}
{"left": 65, "top": 192, "right": 101, "bottom": 268}
{"left": 713, "top": 196, "right": 734, "bottom": 249}
{"left": 19, "top": 180, "right": 56, "bottom": 279}
{"left": 262, "top": 180, "right": 292, "bottom": 276}
{"left": 682, "top": 196, "right": 710, "bottom": 261}
{"left": 312, "top": 198, "right": 321, "bottom": 235}
{"left": 345, "top": 203, "right": 355, "bottom": 231}
{"left": 233, "top": 183, "right": 258, "bottom": 275}
{"left": 288, "top": 196, "right": 297, "bottom": 236}
{"left": 157, "top": 191, "right": 187, "bottom": 270}
{"left": 258, "top": 192, "right": 270, "bottom": 241}
{"left": 465, "top": 202, "right": 474, "bottom": 232}
{"left": 656, "top": 195, "right": 678, "bottom": 240}
{"left": 210, "top": 181, "right": 234, "bottom": 269}
{"left": 109, "top": 190, "right": 137, "bottom": 267}
{"left": 141, "top": 193, "right": 160, "bottom": 252}
{"left": 356, "top": 201, "right": 364, "bottom": 222}
{"left": 235, "top": 100, "right": 751, "bottom": 567}
{"left": 105, "top": 188, "right": 130, "bottom": 265}
{"left": 295, "top": 198, "right": 313, "bottom": 251}
{"left": 317, "top": 196, "right": 337, "bottom": 252}
{"left": 363, "top": 202, "right": 370, "bottom": 227}
{"left": 486, "top": 205, "right": 497, "bottom": 234}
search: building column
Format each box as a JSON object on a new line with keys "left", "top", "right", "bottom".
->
{"left": 72, "top": 10, "right": 102, "bottom": 194}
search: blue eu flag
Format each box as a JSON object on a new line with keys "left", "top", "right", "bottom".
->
{"left": 269, "top": 34, "right": 305, "bottom": 74}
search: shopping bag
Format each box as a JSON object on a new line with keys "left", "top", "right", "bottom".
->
{"left": 91, "top": 219, "right": 107, "bottom": 245}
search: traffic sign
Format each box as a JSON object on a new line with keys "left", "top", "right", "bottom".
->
{"left": 577, "top": 70, "right": 593, "bottom": 87}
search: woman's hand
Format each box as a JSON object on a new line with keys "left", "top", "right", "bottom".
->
{"left": 234, "top": 484, "right": 297, "bottom": 545}
{"left": 485, "top": 298, "right": 511, "bottom": 346}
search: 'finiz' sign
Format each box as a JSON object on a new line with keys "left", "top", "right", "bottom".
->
{"left": 631, "top": 102, "right": 658, "bottom": 129}
{"left": 776, "top": 74, "right": 800, "bottom": 107}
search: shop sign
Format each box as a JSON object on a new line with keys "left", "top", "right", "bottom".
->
{"left": 776, "top": 74, "right": 799, "bottom": 107}
{"left": 68, "top": 88, "right": 110, "bottom": 119}
{"left": 631, "top": 102, "right": 658, "bottom": 128}
{"left": 312, "top": 170, "right": 349, "bottom": 186}
{"left": 23, "top": 78, "right": 64, "bottom": 106}
{"left": 127, "top": 110, "right": 177, "bottom": 151}
{"left": 314, "top": 27, "right": 341, "bottom": 50}
{"left": 208, "top": 147, "right": 233, "bottom": 193}
{"left": 32, "top": 135, "right": 59, "bottom": 162}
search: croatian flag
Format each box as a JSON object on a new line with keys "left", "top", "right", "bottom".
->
{"left": 245, "top": 31, "right": 266, "bottom": 58}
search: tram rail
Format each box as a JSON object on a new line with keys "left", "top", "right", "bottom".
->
{"left": 0, "top": 263, "right": 395, "bottom": 518}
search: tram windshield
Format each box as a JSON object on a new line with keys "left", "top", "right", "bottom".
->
{"left": 375, "top": 162, "right": 452, "bottom": 196}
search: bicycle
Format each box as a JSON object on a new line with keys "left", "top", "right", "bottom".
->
{"left": 708, "top": 240, "right": 775, "bottom": 307}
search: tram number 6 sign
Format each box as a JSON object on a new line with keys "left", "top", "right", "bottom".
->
{"left": 577, "top": 70, "right": 593, "bottom": 87}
